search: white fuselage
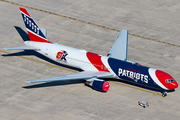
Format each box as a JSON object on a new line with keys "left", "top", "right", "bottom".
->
{"left": 24, "top": 41, "right": 114, "bottom": 73}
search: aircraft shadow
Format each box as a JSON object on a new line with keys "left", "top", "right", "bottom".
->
{"left": 14, "top": 26, "right": 30, "bottom": 41}
{"left": 23, "top": 80, "right": 84, "bottom": 89}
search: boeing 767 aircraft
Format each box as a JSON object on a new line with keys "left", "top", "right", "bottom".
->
{"left": 4, "top": 7, "right": 178, "bottom": 97}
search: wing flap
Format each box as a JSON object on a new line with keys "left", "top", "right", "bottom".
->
{"left": 26, "top": 71, "right": 114, "bottom": 83}
{"left": 108, "top": 29, "right": 128, "bottom": 61}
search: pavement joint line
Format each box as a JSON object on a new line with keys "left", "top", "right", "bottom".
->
{"left": 6, "top": 109, "right": 40, "bottom": 120}
{"left": 1, "top": 0, "right": 180, "bottom": 48}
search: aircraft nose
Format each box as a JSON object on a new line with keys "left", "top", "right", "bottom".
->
{"left": 155, "top": 70, "right": 178, "bottom": 90}
{"left": 168, "top": 81, "right": 178, "bottom": 89}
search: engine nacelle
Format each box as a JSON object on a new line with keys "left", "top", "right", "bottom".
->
{"left": 85, "top": 78, "right": 110, "bottom": 92}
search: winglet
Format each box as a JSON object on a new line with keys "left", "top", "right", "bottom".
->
{"left": 19, "top": 7, "right": 51, "bottom": 43}
{"left": 108, "top": 29, "right": 128, "bottom": 61}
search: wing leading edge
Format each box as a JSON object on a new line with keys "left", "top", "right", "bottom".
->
{"left": 26, "top": 71, "right": 114, "bottom": 83}
{"left": 108, "top": 29, "right": 128, "bottom": 61}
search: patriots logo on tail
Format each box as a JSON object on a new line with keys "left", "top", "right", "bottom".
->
{"left": 19, "top": 7, "right": 51, "bottom": 43}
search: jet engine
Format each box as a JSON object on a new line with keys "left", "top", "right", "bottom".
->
{"left": 85, "top": 78, "right": 110, "bottom": 92}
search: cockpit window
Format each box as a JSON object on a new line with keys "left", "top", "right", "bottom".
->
{"left": 166, "top": 79, "right": 175, "bottom": 83}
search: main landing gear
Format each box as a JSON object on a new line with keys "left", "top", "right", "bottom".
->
{"left": 161, "top": 90, "right": 167, "bottom": 97}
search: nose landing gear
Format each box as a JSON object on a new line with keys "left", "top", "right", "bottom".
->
{"left": 161, "top": 90, "right": 167, "bottom": 97}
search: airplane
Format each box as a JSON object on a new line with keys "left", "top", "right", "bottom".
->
{"left": 4, "top": 7, "right": 178, "bottom": 97}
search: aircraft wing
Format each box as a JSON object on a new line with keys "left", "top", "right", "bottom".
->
{"left": 26, "top": 71, "right": 114, "bottom": 83}
{"left": 4, "top": 46, "right": 39, "bottom": 50}
{"left": 108, "top": 29, "right": 128, "bottom": 61}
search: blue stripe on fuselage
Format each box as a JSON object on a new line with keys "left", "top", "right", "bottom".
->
{"left": 108, "top": 57, "right": 163, "bottom": 90}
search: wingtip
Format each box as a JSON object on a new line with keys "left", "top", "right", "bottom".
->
{"left": 25, "top": 81, "right": 31, "bottom": 83}
{"left": 121, "top": 29, "right": 128, "bottom": 33}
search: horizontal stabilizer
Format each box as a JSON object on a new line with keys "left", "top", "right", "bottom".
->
{"left": 4, "top": 46, "right": 39, "bottom": 50}
{"left": 108, "top": 29, "right": 128, "bottom": 61}
{"left": 26, "top": 71, "right": 114, "bottom": 83}
{"left": 41, "top": 29, "right": 47, "bottom": 38}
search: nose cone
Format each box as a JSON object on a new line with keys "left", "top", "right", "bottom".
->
{"left": 156, "top": 70, "right": 178, "bottom": 90}
{"left": 168, "top": 81, "right": 178, "bottom": 89}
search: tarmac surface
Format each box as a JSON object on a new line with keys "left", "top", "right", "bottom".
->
{"left": 1, "top": 0, "right": 180, "bottom": 120}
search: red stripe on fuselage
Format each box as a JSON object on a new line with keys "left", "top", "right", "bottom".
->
{"left": 86, "top": 52, "right": 110, "bottom": 72}
{"left": 27, "top": 31, "right": 51, "bottom": 43}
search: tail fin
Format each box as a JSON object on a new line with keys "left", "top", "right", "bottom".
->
{"left": 19, "top": 7, "right": 51, "bottom": 43}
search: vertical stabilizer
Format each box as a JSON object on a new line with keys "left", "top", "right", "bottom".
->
{"left": 19, "top": 7, "right": 51, "bottom": 43}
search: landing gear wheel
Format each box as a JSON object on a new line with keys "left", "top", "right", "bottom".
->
{"left": 83, "top": 80, "right": 86, "bottom": 83}
{"left": 162, "top": 92, "right": 167, "bottom": 97}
